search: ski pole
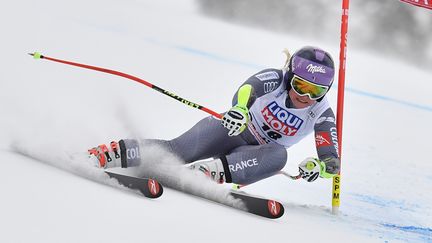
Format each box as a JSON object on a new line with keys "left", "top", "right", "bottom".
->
{"left": 28, "top": 52, "right": 223, "bottom": 119}
{"left": 30, "top": 52, "right": 304, "bottom": 185}
{"left": 232, "top": 171, "right": 301, "bottom": 190}
{"left": 278, "top": 171, "right": 302, "bottom": 180}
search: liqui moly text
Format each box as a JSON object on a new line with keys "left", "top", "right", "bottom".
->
{"left": 261, "top": 101, "right": 304, "bottom": 136}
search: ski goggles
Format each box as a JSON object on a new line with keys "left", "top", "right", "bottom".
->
{"left": 290, "top": 75, "right": 329, "bottom": 100}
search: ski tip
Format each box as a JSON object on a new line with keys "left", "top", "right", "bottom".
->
{"left": 267, "top": 200, "right": 285, "bottom": 219}
{"left": 144, "top": 179, "right": 164, "bottom": 199}
{"left": 28, "top": 52, "right": 43, "bottom": 60}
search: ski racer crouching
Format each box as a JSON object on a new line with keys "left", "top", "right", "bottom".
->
{"left": 89, "top": 46, "right": 341, "bottom": 185}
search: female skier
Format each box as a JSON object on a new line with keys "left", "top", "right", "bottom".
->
{"left": 89, "top": 46, "right": 340, "bottom": 184}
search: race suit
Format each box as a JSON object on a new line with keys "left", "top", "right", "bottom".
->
{"left": 121, "top": 68, "right": 340, "bottom": 185}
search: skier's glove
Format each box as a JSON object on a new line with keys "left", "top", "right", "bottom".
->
{"left": 298, "top": 157, "right": 336, "bottom": 182}
{"left": 222, "top": 105, "right": 249, "bottom": 136}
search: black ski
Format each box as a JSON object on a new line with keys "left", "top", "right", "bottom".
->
{"left": 105, "top": 171, "right": 163, "bottom": 199}
{"left": 12, "top": 150, "right": 164, "bottom": 199}
{"left": 105, "top": 173, "right": 284, "bottom": 218}
{"left": 230, "top": 191, "right": 284, "bottom": 219}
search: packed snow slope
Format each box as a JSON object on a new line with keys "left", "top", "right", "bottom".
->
{"left": 1, "top": 0, "right": 431, "bottom": 242}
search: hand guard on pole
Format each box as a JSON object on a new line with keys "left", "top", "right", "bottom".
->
{"left": 298, "top": 157, "right": 323, "bottom": 182}
{"left": 222, "top": 105, "right": 249, "bottom": 136}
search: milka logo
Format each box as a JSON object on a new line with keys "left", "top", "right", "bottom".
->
{"left": 306, "top": 64, "right": 326, "bottom": 74}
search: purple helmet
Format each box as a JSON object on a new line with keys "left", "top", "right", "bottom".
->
{"left": 286, "top": 46, "right": 335, "bottom": 101}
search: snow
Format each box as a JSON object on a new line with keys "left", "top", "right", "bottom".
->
{"left": 1, "top": 0, "right": 432, "bottom": 242}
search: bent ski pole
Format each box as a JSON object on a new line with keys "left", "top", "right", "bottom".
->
{"left": 232, "top": 171, "right": 301, "bottom": 190}
{"left": 278, "top": 171, "right": 302, "bottom": 180}
{"left": 28, "top": 52, "right": 223, "bottom": 119}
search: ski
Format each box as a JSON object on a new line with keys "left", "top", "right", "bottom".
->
{"left": 105, "top": 171, "right": 163, "bottom": 199}
{"left": 106, "top": 173, "right": 284, "bottom": 218}
{"left": 12, "top": 150, "right": 164, "bottom": 199}
{"left": 229, "top": 191, "right": 284, "bottom": 219}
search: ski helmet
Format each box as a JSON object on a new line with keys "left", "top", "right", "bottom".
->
{"left": 285, "top": 46, "right": 335, "bottom": 102}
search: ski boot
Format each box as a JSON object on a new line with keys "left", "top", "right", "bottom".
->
{"left": 189, "top": 158, "right": 232, "bottom": 184}
{"left": 87, "top": 139, "right": 142, "bottom": 169}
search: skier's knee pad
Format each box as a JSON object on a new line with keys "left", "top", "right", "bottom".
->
{"left": 119, "top": 139, "right": 142, "bottom": 168}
